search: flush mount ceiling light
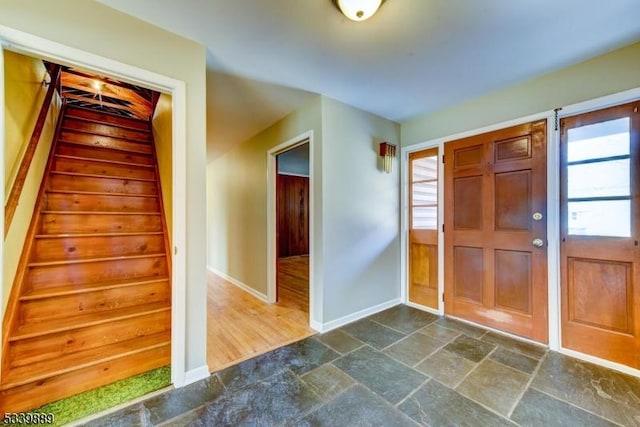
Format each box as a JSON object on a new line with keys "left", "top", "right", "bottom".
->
{"left": 333, "top": 0, "right": 386, "bottom": 22}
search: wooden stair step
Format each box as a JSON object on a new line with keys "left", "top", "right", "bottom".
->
{"left": 32, "top": 232, "right": 165, "bottom": 262}
{"left": 10, "top": 302, "right": 170, "bottom": 341}
{"left": 2, "top": 330, "right": 170, "bottom": 389}
{"left": 65, "top": 105, "right": 151, "bottom": 132}
{"left": 27, "top": 253, "right": 168, "bottom": 290}
{"left": 28, "top": 252, "right": 166, "bottom": 267}
{"left": 21, "top": 276, "right": 169, "bottom": 300}
{"left": 19, "top": 279, "right": 170, "bottom": 323}
{"left": 59, "top": 130, "right": 153, "bottom": 155}
{"left": 45, "top": 191, "right": 159, "bottom": 212}
{"left": 8, "top": 308, "right": 170, "bottom": 370}
{"left": 40, "top": 211, "right": 163, "bottom": 234}
{"left": 49, "top": 172, "right": 157, "bottom": 196}
{"left": 57, "top": 139, "right": 154, "bottom": 162}
{"left": 62, "top": 117, "right": 151, "bottom": 143}
{"left": 0, "top": 339, "right": 170, "bottom": 414}
{"left": 53, "top": 155, "right": 155, "bottom": 180}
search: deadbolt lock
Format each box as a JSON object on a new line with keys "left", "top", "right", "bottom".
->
{"left": 532, "top": 212, "right": 543, "bottom": 221}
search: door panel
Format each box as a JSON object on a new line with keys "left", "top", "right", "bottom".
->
{"left": 560, "top": 101, "right": 640, "bottom": 368}
{"left": 408, "top": 148, "right": 439, "bottom": 309}
{"left": 444, "top": 120, "right": 548, "bottom": 343}
{"left": 277, "top": 174, "right": 309, "bottom": 257}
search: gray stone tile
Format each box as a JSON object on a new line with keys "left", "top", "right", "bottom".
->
{"left": 341, "top": 319, "right": 406, "bottom": 350}
{"left": 333, "top": 346, "right": 427, "bottom": 404}
{"left": 368, "top": 305, "right": 438, "bottom": 334}
{"left": 399, "top": 380, "right": 515, "bottom": 427}
{"left": 511, "top": 388, "right": 618, "bottom": 427}
{"left": 217, "top": 348, "right": 286, "bottom": 391}
{"left": 457, "top": 359, "right": 530, "bottom": 416}
{"left": 89, "top": 404, "right": 150, "bottom": 427}
{"left": 490, "top": 347, "right": 541, "bottom": 374}
{"left": 144, "top": 375, "right": 224, "bottom": 424}
{"left": 482, "top": 331, "right": 547, "bottom": 360}
{"left": 417, "top": 323, "right": 461, "bottom": 343}
{"left": 315, "top": 329, "right": 363, "bottom": 354}
{"left": 415, "top": 349, "right": 476, "bottom": 388}
{"left": 531, "top": 352, "right": 640, "bottom": 426}
{"left": 190, "top": 370, "right": 321, "bottom": 426}
{"left": 300, "top": 385, "right": 418, "bottom": 427}
{"left": 436, "top": 317, "right": 488, "bottom": 338}
{"left": 444, "top": 334, "right": 496, "bottom": 363}
{"left": 274, "top": 337, "right": 340, "bottom": 375}
{"left": 300, "top": 364, "right": 355, "bottom": 401}
{"left": 383, "top": 333, "right": 447, "bottom": 367}
{"left": 156, "top": 406, "right": 207, "bottom": 427}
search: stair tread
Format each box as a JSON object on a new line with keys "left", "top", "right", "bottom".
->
{"left": 65, "top": 107, "right": 152, "bottom": 131}
{"left": 11, "top": 301, "right": 171, "bottom": 341}
{"left": 21, "top": 277, "right": 170, "bottom": 300}
{"left": 50, "top": 170, "right": 156, "bottom": 182}
{"left": 35, "top": 231, "right": 164, "bottom": 239}
{"left": 28, "top": 252, "right": 166, "bottom": 267}
{"left": 59, "top": 135, "right": 153, "bottom": 155}
{"left": 47, "top": 189, "right": 159, "bottom": 198}
{"left": 54, "top": 154, "right": 154, "bottom": 168}
{"left": 42, "top": 210, "right": 161, "bottom": 215}
{"left": 1, "top": 331, "right": 170, "bottom": 389}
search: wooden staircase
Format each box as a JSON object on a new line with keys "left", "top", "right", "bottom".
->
{"left": 1, "top": 105, "right": 172, "bottom": 413}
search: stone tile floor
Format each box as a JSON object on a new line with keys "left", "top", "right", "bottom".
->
{"left": 88, "top": 305, "right": 640, "bottom": 426}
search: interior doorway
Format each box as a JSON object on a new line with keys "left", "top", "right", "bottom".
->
{"left": 275, "top": 142, "right": 310, "bottom": 314}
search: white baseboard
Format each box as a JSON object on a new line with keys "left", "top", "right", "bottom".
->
{"left": 310, "top": 319, "right": 323, "bottom": 332}
{"left": 183, "top": 365, "right": 211, "bottom": 386}
{"left": 207, "top": 266, "right": 269, "bottom": 303}
{"left": 315, "top": 298, "right": 401, "bottom": 333}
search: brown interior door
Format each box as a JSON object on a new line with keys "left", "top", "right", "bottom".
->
{"left": 444, "top": 120, "right": 548, "bottom": 343}
{"left": 408, "top": 148, "right": 439, "bottom": 309}
{"left": 560, "top": 101, "right": 640, "bottom": 369}
{"left": 277, "top": 173, "right": 309, "bottom": 258}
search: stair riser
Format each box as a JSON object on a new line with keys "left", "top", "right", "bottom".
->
{"left": 57, "top": 139, "right": 154, "bottom": 163}
{"left": 65, "top": 106, "right": 151, "bottom": 131}
{"left": 40, "top": 212, "right": 163, "bottom": 234}
{"left": 28, "top": 256, "right": 168, "bottom": 290}
{"left": 32, "top": 234, "right": 165, "bottom": 262}
{"left": 45, "top": 193, "right": 159, "bottom": 212}
{"left": 49, "top": 173, "right": 157, "bottom": 195}
{"left": 0, "top": 344, "right": 170, "bottom": 414}
{"left": 63, "top": 118, "right": 151, "bottom": 143}
{"left": 20, "top": 283, "right": 171, "bottom": 326}
{"left": 53, "top": 156, "right": 155, "bottom": 180}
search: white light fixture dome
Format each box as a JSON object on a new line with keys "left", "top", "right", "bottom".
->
{"left": 335, "top": 0, "right": 384, "bottom": 22}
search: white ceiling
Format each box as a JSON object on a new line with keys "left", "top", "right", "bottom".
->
{"left": 98, "top": 0, "right": 640, "bottom": 160}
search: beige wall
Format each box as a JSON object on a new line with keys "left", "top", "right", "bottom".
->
{"left": 152, "top": 93, "right": 173, "bottom": 245}
{"left": 0, "top": 0, "right": 208, "bottom": 372}
{"left": 402, "top": 41, "right": 640, "bottom": 146}
{"left": 207, "top": 96, "right": 323, "bottom": 307}
{"left": 3, "top": 51, "right": 61, "bottom": 312}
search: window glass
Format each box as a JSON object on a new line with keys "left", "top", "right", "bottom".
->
{"left": 412, "top": 182, "right": 437, "bottom": 205}
{"left": 567, "top": 117, "right": 629, "bottom": 162}
{"left": 413, "top": 207, "right": 437, "bottom": 229}
{"left": 412, "top": 156, "right": 437, "bottom": 182}
{"left": 567, "top": 159, "right": 629, "bottom": 199}
{"left": 568, "top": 200, "right": 631, "bottom": 237}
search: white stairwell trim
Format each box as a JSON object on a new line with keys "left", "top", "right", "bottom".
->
{"left": 207, "top": 266, "right": 269, "bottom": 303}
{"left": 183, "top": 365, "right": 211, "bottom": 386}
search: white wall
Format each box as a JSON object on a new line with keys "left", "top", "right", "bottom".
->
{"left": 0, "top": 0, "right": 207, "bottom": 376}
{"left": 320, "top": 97, "right": 401, "bottom": 323}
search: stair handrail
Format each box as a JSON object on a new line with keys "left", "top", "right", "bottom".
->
{"left": 4, "top": 64, "right": 62, "bottom": 237}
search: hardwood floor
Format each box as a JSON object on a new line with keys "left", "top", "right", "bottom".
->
{"left": 207, "top": 256, "right": 314, "bottom": 372}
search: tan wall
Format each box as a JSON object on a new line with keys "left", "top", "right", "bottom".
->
{"left": 152, "top": 93, "right": 173, "bottom": 245}
{"left": 402, "top": 41, "right": 640, "bottom": 146}
{"left": 3, "top": 51, "right": 61, "bottom": 313}
{"left": 0, "top": 0, "right": 208, "bottom": 372}
{"left": 207, "top": 96, "right": 322, "bottom": 304}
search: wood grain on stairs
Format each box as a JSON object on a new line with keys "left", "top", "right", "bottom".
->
{"left": 1, "top": 104, "right": 171, "bottom": 414}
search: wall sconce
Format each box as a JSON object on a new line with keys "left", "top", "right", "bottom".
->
{"left": 379, "top": 142, "right": 396, "bottom": 173}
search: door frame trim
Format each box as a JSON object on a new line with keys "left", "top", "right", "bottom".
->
{"left": 266, "top": 131, "right": 318, "bottom": 330}
{"left": 0, "top": 26, "right": 191, "bottom": 387}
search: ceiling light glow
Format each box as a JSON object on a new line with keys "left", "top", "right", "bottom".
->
{"left": 335, "top": 0, "right": 383, "bottom": 22}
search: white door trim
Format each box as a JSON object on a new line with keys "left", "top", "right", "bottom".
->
{"left": 0, "top": 25, "right": 190, "bottom": 387}
{"left": 266, "top": 131, "right": 319, "bottom": 330}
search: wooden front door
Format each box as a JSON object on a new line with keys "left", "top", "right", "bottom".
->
{"left": 560, "top": 101, "right": 640, "bottom": 368}
{"left": 408, "top": 148, "right": 439, "bottom": 309}
{"left": 444, "top": 120, "right": 548, "bottom": 342}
